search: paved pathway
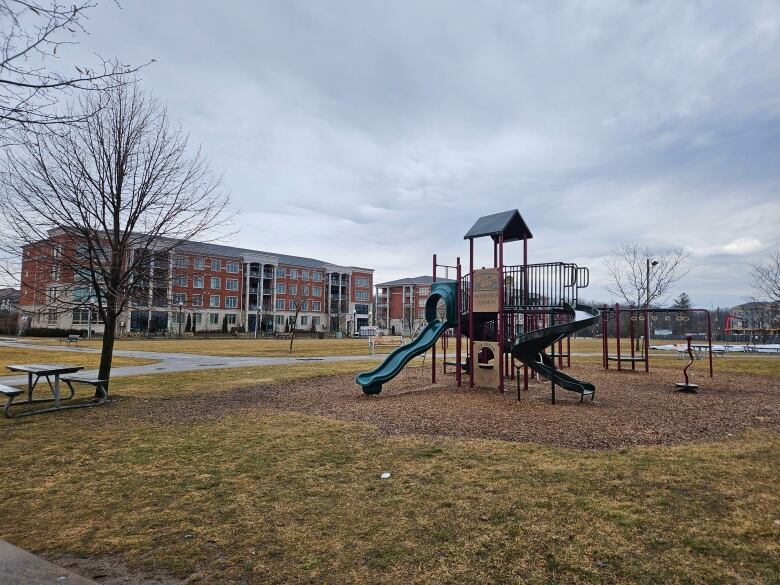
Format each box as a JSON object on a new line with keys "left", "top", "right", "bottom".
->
{"left": 0, "top": 338, "right": 384, "bottom": 387}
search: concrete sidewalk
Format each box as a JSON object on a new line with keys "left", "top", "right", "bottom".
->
{"left": 0, "top": 338, "right": 383, "bottom": 386}
{"left": 0, "top": 539, "right": 97, "bottom": 584}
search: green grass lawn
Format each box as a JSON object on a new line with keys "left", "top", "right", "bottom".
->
{"left": 0, "top": 357, "right": 777, "bottom": 583}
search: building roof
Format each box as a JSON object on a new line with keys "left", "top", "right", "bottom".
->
{"left": 0, "top": 288, "right": 20, "bottom": 303}
{"left": 463, "top": 210, "right": 533, "bottom": 242}
{"left": 376, "top": 275, "right": 456, "bottom": 287}
{"left": 173, "top": 239, "right": 374, "bottom": 273}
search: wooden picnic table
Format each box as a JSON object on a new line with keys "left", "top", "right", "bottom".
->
{"left": 1, "top": 364, "right": 107, "bottom": 418}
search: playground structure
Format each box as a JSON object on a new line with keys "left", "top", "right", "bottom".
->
{"left": 600, "top": 305, "right": 715, "bottom": 378}
{"left": 356, "top": 210, "right": 599, "bottom": 403}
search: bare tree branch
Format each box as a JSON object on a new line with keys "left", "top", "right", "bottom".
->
{"left": 603, "top": 242, "right": 690, "bottom": 307}
{"left": 749, "top": 249, "right": 780, "bottom": 303}
{"left": 0, "top": 81, "right": 231, "bottom": 390}
{"left": 0, "top": 0, "right": 151, "bottom": 142}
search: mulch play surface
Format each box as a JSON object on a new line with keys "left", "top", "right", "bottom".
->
{"left": 129, "top": 363, "right": 779, "bottom": 450}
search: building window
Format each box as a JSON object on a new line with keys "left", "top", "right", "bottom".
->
{"left": 193, "top": 313, "right": 202, "bottom": 325}
{"left": 303, "top": 285, "right": 309, "bottom": 296}
{"left": 192, "top": 294, "right": 203, "bottom": 307}
{"left": 175, "top": 275, "right": 187, "bottom": 287}
{"left": 174, "top": 256, "right": 189, "bottom": 268}
{"left": 225, "top": 296, "right": 237, "bottom": 308}
{"left": 289, "top": 300, "right": 297, "bottom": 311}
{"left": 210, "top": 277, "right": 220, "bottom": 289}
{"left": 312, "top": 301, "right": 321, "bottom": 312}
{"left": 275, "top": 315, "right": 284, "bottom": 325}
{"left": 418, "top": 298, "right": 425, "bottom": 307}
{"left": 210, "top": 295, "right": 220, "bottom": 308}
{"left": 72, "top": 308, "right": 103, "bottom": 325}
{"left": 289, "top": 284, "right": 297, "bottom": 295}
{"left": 275, "top": 299, "right": 285, "bottom": 310}
{"left": 211, "top": 258, "right": 221, "bottom": 271}
{"left": 312, "top": 286, "right": 322, "bottom": 297}
{"left": 193, "top": 276, "right": 204, "bottom": 288}
{"left": 289, "top": 268, "right": 298, "bottom": 279}
{"left": 356, "top": 290, "right": 369, "bottom": 301}
{"left": 172, "top": 293, "right": 187, "bottom": 304}
{"left": 48, "top": 309, "right": 57, "bottom": 325}
{"left": 301, "top": 301, "right": 308, "bottom": 311}
{"left": 418, "top": 287, "right": 430, "bottom": 296}
{"left": 225, "top": 278, "right": 239, "bottom": 291}
{"left": 355, "top": 304, "right": 369, "bottom": 314}
{"left": 226, "top": 313, "right": 237, "bottom": 325}
{"left": 194, "top": 258, "right": 205, "bottom": 270}
{"left": 276, "top": 283, "right": 285, "bottom": 294}
{"left": 300, "top": 316, "right": 308, "bottom": 326}
{"left": 276, "top": 267, "right": 285, "bottom": 278}
{"left": 313, "top": 272, "right": 322, "bottom": 282}
{"left": 356, "top": 276, "right": 369, "bottom": 287}
{"left": 171, "top": 312, "right": 186, "bottom": 325}
{"left": 312, "top": 316, "right": 320, "bottom": 327}
{"left": 226, "top": 261, "right": 239, "bottom": 273}
{"left": 302, "top": 270, "right": 309, "bottom": 280}
{"left": 209, "top": 313, "right": 220, "bottom": 325}
{"left": 47, "top": 286, "right": 60, "bottom": 302}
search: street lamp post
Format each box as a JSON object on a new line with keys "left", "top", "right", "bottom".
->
{"left": 646, "top": 259, "right": 658, "bottom": 308}
{"left": 177, "top": 301, "right": 184, "bottom": 338}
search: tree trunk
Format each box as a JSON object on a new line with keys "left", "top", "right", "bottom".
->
{"left": 98, "top": 314, "right": 116, "bottom": 397}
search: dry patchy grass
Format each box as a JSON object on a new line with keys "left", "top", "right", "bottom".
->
{"left": 108, "top": 359, "right": 381, "bottom": 399}
{"left": 0, "top": 404, "right": 777, "bottom": 584}
{"left": 0, "top": 346, "right": 155, "bottom": 376}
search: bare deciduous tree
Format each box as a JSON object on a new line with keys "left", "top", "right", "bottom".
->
{"left": 0, "top": 0, "right": 147, "bottom": 140}
{"left": 604, "top": 242, "right": 690, "bottom": 308}
{"left": 749, "top": 249, "right": 780, "bottom": 303}
{"left": 0, "top": 81, "right": 229, "bottom": 391}
{"left": 288, "top": 282, "right": 306, "bottom": 353}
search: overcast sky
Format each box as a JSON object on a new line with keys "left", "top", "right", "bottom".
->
{"left": 66, "top": 1, "right": 779, "bottom": 307}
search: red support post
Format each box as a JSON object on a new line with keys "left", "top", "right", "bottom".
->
{"left": 432, "top": 253, "right": 436, "bottom": 385}
{"left": 615, "top": 303, "right": 622, "bottom": 371}
{"left": 469, "top": 239, "right": 474, "bottom": 388}
{"left": 644, "top": 306, "right": 650, "bottom": 373}
{"left": 498, "top": 234, "right": 504, "bottom": 394}
{"left": 456, "top": 257, "right": 462, "bottom": 387}
{"left": 706, "top": 310, "right": 713, "bottom": 377}
{"left": 602, "top": 306, "right": 608, "bottom": 369}
{"left": 522, "top": 236, "right": 528, "bottom": 397}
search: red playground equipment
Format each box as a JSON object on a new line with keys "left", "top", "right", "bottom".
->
{"left": 675, "top": 335, "right": 700, "bottom": 393}
{"left": 600, "top": 305, "right": 714, "bottom": 378}
{"left": 357, "top": 210, "right": 599, "bottom": 404}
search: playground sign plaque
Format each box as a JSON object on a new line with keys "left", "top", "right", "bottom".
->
{"left": 473, "top": 268, "right": 500, "bottom": 312}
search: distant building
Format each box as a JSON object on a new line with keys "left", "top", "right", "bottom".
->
{"left": 727, "top": 301, "right": 780, "bottom": 339}
{"left": 19, "top": 231, "right": 373, "bottom": 335}
{"left": 374, "top": 276, "right": 454, "bottom": 336}
{"left": 0, "top": 288, "right": 20, "bottom": 312}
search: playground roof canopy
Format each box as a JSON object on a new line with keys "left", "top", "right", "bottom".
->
{"left": 463, "top": 209, "right": 533, "bottom": 242}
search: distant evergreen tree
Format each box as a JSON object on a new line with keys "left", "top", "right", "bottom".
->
{"left": 673, "top": 292, "right": 692, "bottom": 310}
{"left": 185, "top": 313, "right": 192, "bottom": 334}
{"left": 221, "top": 315, "right": 228, "bottom": 333}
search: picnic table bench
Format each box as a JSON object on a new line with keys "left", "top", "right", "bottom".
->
{"left": 60, "top": 334, "right": 80, "bottom": 346}
{"left": 2, "top": 364, "right": 108, "bottom": 418}
{"left": 368, "top": 335, "right": 405, "bottom": 355}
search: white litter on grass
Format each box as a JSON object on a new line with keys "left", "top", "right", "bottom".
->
{"left": 380, "top": 472, "right": 391, "bottom": 479}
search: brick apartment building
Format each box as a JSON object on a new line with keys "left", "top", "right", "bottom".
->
{"left": 374, "top": 276, "right": 454, "bottom": 336}
{"left": 19, "top": 231, "right": 373, "bottom": 335}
